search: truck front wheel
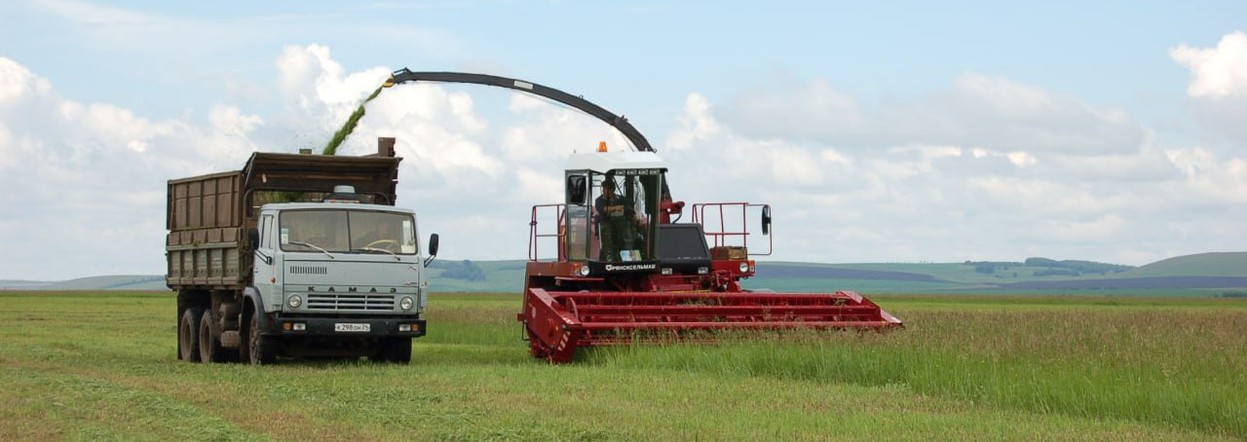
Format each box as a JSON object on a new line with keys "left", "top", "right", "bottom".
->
{"left": 390, "top": 337, "right": 412, "bottom": 364}
{"left": 370, "top": 337, "right": 412, "bottom": 364}
{"left": 179, "top": 308, "right": 203, "bottom": 362}
{"left": 245, "top": 309, "right": 277, "bottom": 365}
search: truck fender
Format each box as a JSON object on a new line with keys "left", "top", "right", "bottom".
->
{"left": 242, "top": 286, "right": 274, "bottom": 333}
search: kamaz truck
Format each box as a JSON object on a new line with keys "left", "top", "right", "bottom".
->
{"left": 166, "top": 138, "right": 438, "bottom": 364}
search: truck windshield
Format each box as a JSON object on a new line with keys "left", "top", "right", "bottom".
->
{"left": 280, "top": 210, "right": 417, "bottom": 255}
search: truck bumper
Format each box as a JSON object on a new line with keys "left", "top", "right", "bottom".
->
{"left": 269, "top": 315, "right": 427, "bottom": 338}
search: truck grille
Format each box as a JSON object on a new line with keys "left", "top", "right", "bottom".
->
{"left": 306, "top": 293, "right": 395, "bottom": 311}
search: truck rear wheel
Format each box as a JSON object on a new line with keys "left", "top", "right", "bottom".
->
{"left": 246, "top": 309, "right": 277, "bottom": 365}
{"left": 179, "top": 308, "right": 203, "bottom": 362}
{"left": 198, "top": 312, "right": 228, "bottom": 363}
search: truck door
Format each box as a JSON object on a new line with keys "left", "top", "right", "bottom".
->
{"left": 254, "top": 213, "right": 278, "bottom": 308}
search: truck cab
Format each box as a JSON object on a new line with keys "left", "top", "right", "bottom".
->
{"left": 249, "top": 194, "right": 437, "bottom": 361}
{"left": 168, "top": 140, "right": 439, "bottom": 364}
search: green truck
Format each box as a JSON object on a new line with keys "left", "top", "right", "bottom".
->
{"left": 166, "top": 138, "right": 438, "bottom": 364}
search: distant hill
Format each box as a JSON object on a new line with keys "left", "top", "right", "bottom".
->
{"left": 5, "top": 252, "right": 1244, "bottom": 296}
{"left": 745, "top": 254, "right": 1246, "bottom": 295}
{"left": 1116, "top": 252, "right": 1247, "bottom": 278}
{"left": 1, "top": 275, "right": 168, "bottom": 291}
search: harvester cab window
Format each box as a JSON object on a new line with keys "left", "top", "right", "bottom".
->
{"left": 566, "top": 175, "right": 587, "bottom": 205}
{"left": 593, "top": 171, "right": 659, "bottom": 263}
{"left": 565, "top": 204, "right": 590, "bottom": 261}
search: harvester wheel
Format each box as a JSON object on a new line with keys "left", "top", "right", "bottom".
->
{"left": 178, "top": 307, "right": 203, "bottom": 362}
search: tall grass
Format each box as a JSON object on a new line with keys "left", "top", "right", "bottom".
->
{"left": 590, "top": 306, "right": 1247, "bottom": 438}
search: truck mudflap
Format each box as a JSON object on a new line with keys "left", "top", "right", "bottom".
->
{"left": 268, "top": 315, "right": 427, "bottom": 338}
{"left": 518, "top": 288, "right": 902, "bottom": 363}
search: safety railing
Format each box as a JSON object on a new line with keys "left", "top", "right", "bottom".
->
{"left": 528, "top": 204, "right": 566, "bottom": 262}
{"left": 690, "top": 202, "right": 773, "bottom": 256}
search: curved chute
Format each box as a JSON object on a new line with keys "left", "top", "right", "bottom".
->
{"left": 383, "top": 69, "right": 656, "bottom": 153}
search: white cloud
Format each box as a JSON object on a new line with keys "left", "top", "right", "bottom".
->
{"left": 716, "top": 77, "right": 864, "bottom": 143}
{"left": 1171, "top": 31, "right": 1247, "bottom": 148}
{"left": 716, "top": 72, "right": 1145, "bottom": 156}
{"left": 1170, "top": 31, "right": 1247, "bottom": 99}
{"left": 662, "top": 84, "right": 1247, "bottom": 266}
{"left": 0, "top": 56, "right": 263, "bottom": 279}
{"left": 274, "top": 44, "right": 391, "bottom": 137}
{"left": 0, "top": 58, "right": 51, "bottom": 104}
{"left": 1164, "top": 147, "right": 1247, "bottom": 204}
{"left": 665, "top": 93, "right": 722, "bottom": 151}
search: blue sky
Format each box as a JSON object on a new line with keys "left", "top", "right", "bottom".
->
{"left": 1, "top": 1, "right": 1246, "bottom": 280}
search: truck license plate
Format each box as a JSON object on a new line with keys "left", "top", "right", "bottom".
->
{"left": 334, "top": 323, "right": 370, "bottom": 332}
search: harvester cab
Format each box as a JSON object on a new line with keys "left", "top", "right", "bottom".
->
{"left": 562, "top": 149, "right": 664, "bottom": 276}
{"left": 529, "top": 146, "right": 764, "bottom": 292}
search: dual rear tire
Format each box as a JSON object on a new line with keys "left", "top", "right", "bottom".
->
{"left": 180, "top": 304, "right": 272, "bottom": 364}
{"left": 178, "top": 308, "right": 202, "bottom": 362}
{"left": 198, "top": 312, "right": 233, "bottom": 363}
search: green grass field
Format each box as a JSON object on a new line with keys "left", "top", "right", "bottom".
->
{"left": 1, "top": 291, "right": 1244, "bottom": 441}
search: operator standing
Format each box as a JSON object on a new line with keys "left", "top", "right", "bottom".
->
{"left": 595, "top": 179, "right": 636, "bottom": 262}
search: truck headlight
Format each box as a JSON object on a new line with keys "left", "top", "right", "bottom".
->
{"left": 578, "top": 265, "right": 591, "bottom": 277}
{"left": 288, "top": 294, "right": 302, "bottom": 309}
{"left": 400, "top": 296, "right": 414, "bottom": 311}
{"left": 739, "top": 262, "right": 751, "bottom": 273}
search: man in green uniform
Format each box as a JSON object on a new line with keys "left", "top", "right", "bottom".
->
{"left": 594, "top": 179, "right": 637, "bottom": 262}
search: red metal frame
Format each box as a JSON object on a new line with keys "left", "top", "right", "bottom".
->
{"left": 519, "top": 288, "right": 902, "bottom": 363}
{"left": 691, "top": 202, "right": 773, "bottom": 256}
{"left": 519, "top": 201, "right": 901, "bottom": 364}
{"left": 528, "top": 204, "right": 566, "bottom": 262}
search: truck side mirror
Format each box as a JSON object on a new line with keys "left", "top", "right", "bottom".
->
{"left": 248, "top": 227, "right": 260, "bottom": 250}
{"left": 761, "top": 206, "right": 771, "bottom": 236}
{"left": 566, "top": 175, "right": 586, "bottom": 205}
{"left": 423, "top": 233, "right": 440, "bottom": 267}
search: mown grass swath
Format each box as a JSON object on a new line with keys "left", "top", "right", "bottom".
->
{"left": 1, "top": 291, "right": 1242, "bottom": 440}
